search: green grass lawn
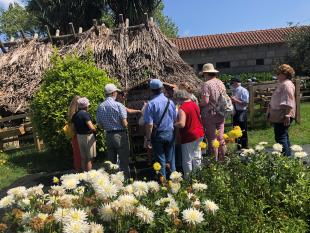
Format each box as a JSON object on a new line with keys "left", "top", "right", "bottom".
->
{"left": 0, "top": 103, "right": 309, "bottom": 190}
{"left": 0, "top": 148, "right": 72, "bottom": 190}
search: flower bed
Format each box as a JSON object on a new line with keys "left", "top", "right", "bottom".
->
{"left": 0, "top": 143, "right": 309, "bottom": 233}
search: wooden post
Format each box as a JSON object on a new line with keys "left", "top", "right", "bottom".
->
{"left": 295, "top": 78, "right": 301, "bottom": 124}
{"left": 93, "top": 19, "right": 99, "bottom": 36}
{"left": 0, "top": 40, "right": 7, "bottom": 53}
{"left": 78, "top": 27, "right": 83, "bottom": 33}
{"left": 119, "top": 14, "right": 124, "bottom": 26}
{"left": 144, "top": 13, "right": 148, "bottom": 24}
{"left": 33, "top": 129, "right": 42, "bottom": 152}
{"left": 45, "top": 25, "right": 53, "bottom": 43}
{"left": 55, "top": 29, "right": 60, "bottom": 37}
{"left": 149, "top": 17, "right": 154, "bottom": 27}
{"left": 20, "top": 30, "right": 28, "bottom": 42}
{"left": 34, "top": 33, "right": 39, "bottom": 39}
{"left": 249, "top": 84, "right": 255, "bottom": 128}
{"left": 69, "top": 22, "right": 76, "bottom": 37}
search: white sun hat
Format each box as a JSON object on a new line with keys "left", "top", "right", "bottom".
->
{"left": 202, "top": 63, "right": 219, "bottom": 73}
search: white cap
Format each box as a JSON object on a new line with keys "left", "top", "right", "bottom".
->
{"left": 104, "top": 83, "right": 121, "bottom": 94}
{"left": 77, "top": 97, "right": 90, "bottom": 109}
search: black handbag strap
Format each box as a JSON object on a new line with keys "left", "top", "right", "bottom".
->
{"left": 157, "top": 99, "right": 170, "bottom": 128}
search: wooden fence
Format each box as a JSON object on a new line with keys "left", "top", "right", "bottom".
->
{"left": 247, "top": 78, "right": 304, "bottom": 128}
{"left": 0, "top": 113, "right": 43, "bottom": 151}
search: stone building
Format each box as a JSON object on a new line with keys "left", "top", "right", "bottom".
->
{"left": 172, "top": 27, "right": 299, "bottom": 74}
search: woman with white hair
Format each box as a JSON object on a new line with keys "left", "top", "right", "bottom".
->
{"left": 72, "top": 97, "right": 97, "bottom": 171}
{"left": 174, "top": 89, "right": 204, "bottom": 178}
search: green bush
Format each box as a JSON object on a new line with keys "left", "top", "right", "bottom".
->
{"left": 220, "top": 72, "right": 274, "bottom": 84}
{"left": 190, "top": 153, "right": 310, "bottom": 232}
{"left": 31, "top": 51, "right": 118, "bottom": 151}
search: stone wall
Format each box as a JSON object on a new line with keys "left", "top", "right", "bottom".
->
{"left": 179, "top": 43, "right": 289, "bottom": 74}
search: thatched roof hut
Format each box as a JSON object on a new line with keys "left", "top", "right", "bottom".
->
{"left": 0, "top": 20, "right": 201, "bottom": 114}
{"left": 0, "top": 41, "right": 54, "bottom": 113}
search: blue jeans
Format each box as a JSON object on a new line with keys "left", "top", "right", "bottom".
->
{"left": 152, "top": 130, "right": 176, "bottom": 178}
{"left": 274, "top": 122, "right": 291, "bottom": 156}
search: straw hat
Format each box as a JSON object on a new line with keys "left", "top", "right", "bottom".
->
{"left": 202, "top": 63, "right": 219, "bottom": 73}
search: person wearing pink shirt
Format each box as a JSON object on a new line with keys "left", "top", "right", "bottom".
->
{"left": 268, "top": 64, "right": 296, "bottom": 156}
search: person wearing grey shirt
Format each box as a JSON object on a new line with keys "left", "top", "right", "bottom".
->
{"left": 230, "top": 77, "right": 249, "bottom": 149}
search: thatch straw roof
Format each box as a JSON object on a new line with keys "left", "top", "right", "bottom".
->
{"left": 0, "top": 41, "right": 54, "bottom": 113}
{"left": 0, "top": 22, "right": 201, "bottom": 113}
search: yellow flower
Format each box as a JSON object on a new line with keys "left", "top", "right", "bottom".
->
{"left": 233, "top": 126, "right": 241, "bottom": 131}
{"left": 168, "top": 180, "right": 173, "bottom": 187}
{"left": 228, "top": 128, "right": 242, "bottom": 139}
{"left": 53, "top": 177, "right": 60, "bottom": 184}
{"left": 153, "top": 162, "right": 161, "bottom": 172}
{"left": 223, "top": 134, "right": 229, "bottom": 140}
{"left": 215, "top": 129, "right": 219, "bottom": 136}
{"left": 212, "top": 139, "right": 220, "bottom": 149}
{"left": 199, "top": 142, "right": 207, "bottom": 149}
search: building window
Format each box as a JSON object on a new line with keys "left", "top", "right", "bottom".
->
{"left": 256, "top": 59, "right": 264, "bottom": 65}
{"left": 197, "top": 64, "right": 204, "bottom": 71}
{"left": 216, "top": 61, "right": 230, "bottom": 69}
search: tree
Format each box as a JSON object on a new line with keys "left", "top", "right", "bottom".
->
{"left": 286, "top": 26, "right": 310, "bottom": 75}
{"left": 106, "top": 0, "right": 178, "bottom": 37}
{"left": 153, "top": 2, "right": 178, "bottom": 38}
{"left": 2, "top": 0, "right": 177, "bottom": 39}
{"left": 0, "top": 3, "right": 38, "bottom": 39}
{"left": 27, "top": 0, "right": 107, "bottom": 34}
{"left": 106, "top": 0, "right": 162, "bottom": 25}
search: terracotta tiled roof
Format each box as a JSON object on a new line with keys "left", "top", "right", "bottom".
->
{"left": 172, "top": 27, "right": 301, "bottom": 52}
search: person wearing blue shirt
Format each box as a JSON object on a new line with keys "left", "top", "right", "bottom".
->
{"left": 96, "top": 83, "right": 130, "bottom": 178}
{"left": 230, "top": 77, "right": 249, "bottom": 149}
{"left": 144, "top": 79, "right": 177, "bottom": 178}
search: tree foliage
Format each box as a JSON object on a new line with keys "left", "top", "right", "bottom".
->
{"left": 153, "top": 2, "right": 178, "bottom": 38}
{"left": 0, "top": 3, "right": 38, "bottom": 39}
{"left": 106, "top": 0, "right": 161, "bottom": 25}
{"left": 27, "top": 0, "right": 107, "bottom": 34}
{"left": 286, "top": 26, "right": 310, "bottom": 75}
{"left": 0, "top": 0, "right": 178, "bottom": 38}
{"left": 31, "top": 51, "right": 118, "bottom": 151}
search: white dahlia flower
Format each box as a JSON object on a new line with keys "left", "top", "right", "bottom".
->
{"left": 192, "top": 183, "right": 208, "bottom": 192}
{"left": 182, "top": 208, "right": 204, "bottom": 225}
{"left": 272, "top": 143, "right": 283, "bottom": 152}
{"left": 136, "top": 205, "right": 154, "bottom": 224}
{"left": 204, "top": 200, "right": 219, "bottom": 214}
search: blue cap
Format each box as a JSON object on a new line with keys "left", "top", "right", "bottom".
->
{"left": 149, "top": 79, "right": 163, "bottom": 90}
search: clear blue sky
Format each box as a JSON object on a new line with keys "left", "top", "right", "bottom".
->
{"left": 163, "top": 0, "right": 310, "bottom": 37}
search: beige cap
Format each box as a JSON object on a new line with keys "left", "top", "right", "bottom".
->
{"left": 104, "top": 83, "right": 121, "bottom": 94}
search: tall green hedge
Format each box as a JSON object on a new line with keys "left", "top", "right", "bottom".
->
{"left": 31, "top": 51, "right": 118, "bottom": 151}
{"left": 220, "top": 72, "right": 274, "bottom": 84}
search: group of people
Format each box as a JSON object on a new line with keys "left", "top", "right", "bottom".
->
{"left": 67, "top": 62, "right": 297, "bottom": 179}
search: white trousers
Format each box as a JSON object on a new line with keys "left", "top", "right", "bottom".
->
{"left": 181, "top": 137, "right": 203, "bottom": 178}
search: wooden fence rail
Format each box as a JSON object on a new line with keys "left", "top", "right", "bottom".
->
{"left": 0, "top": 113, "right": 43, "bottom": 151}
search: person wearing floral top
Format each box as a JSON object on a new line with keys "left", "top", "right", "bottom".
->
{"left": 200, "top": 63, "right": 227, "bottom": 161}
